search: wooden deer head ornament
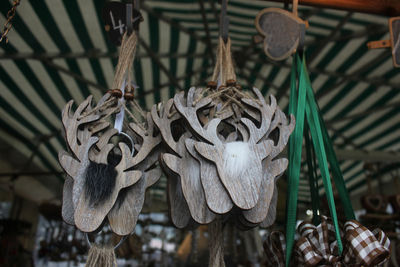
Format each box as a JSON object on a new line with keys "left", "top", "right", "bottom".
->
{"left": 59, "top": 92, "right": 161, "bottom": 234}
{"left": 153, "top": 85, "right": 295, "bottom": 228}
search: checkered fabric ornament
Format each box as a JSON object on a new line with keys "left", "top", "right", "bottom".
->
{"left": 343, "top": 220, "right": 391, "bottom": 266}
{"left": 263, "top": 216, "right": 391, "bottom": 267}
{"left": 264, "top": 231, "right": 286, "bottom": 267}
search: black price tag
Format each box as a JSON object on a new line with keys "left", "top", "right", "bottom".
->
{"left": 102, "top": 2, "right": 126, "bottom": 46}
{"left": 102, "top": 2, "right": 142, "bottom": 46}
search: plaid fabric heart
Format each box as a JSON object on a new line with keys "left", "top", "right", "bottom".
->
{"left": 295, "top": 216, "right": 342, "bottom": 266}
{"left": 343, "top": 220, "right": 391, "bottom": 267}
{"left": 263, "top": 231, "right": 286, "bottom": 267}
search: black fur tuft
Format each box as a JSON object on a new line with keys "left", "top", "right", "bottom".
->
{"left": 84, "top": 161, "right": 117, "bottom": 207}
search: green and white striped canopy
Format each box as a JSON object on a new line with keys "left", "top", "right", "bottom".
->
{"left": 0, "top": 0, "right": 399, "bottom": 204}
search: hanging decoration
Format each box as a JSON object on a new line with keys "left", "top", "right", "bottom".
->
{"left": 58, "top": 2, "right": 161, "bottom": 265}
{"left": 59, "top": 32, "right": 160, "bottom": 236}
{"left": 255, "top": 0, "right": 307, "bottom": 61}
{"left": 264, "top": 216, "right": 391, "bottom": 266}
{"left": 151, "top": 1, "right": 294, "bottom": 266}
{"left": 153, "top": 41, "right": 294, "bottom": 229}
{"left": 280, "top": 52, "right": 392, "bottom": 267}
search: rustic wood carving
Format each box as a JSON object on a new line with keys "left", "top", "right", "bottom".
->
{"left": 153, "top": 84, "right": 294, "bottom": 228}
{"left": 152, "top": 97, "right": 216, "bottom": 226}
{"left": 59, "top": 92, "right": 162, "bottom": 234}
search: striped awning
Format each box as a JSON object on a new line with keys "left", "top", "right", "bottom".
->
{"left": 0, "top": 0, "right": 399, "bottom": 204}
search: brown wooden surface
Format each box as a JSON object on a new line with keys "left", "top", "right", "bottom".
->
{"left": 263, "top": 0, "right": 400, "bottom": 16}
{"left": 255, "top": 8, "right": 306, "bottom": 61}
{"left": 243, "top": 158, "right": 288, "bottom": 224}
{"left": 107, "top": 112, "right": 162, "bottom": 235}
{"left": 390, "top": 17, "right": 400, "bottom": 67}
{"left": 367, "top": 40, "right": 392, "bottom": 49}
{"left": 163, "top": 137, "right": 216, "bottom": 224}
{"left": 61, "top": 176, "right": 75, "bottom": 225}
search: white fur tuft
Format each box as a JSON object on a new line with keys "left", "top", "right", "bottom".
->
{"left": 223, "top": 142, "right": 250, "bottom": 177}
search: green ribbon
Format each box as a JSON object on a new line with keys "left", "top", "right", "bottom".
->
{"left": 304, "top": 125, "right": 320, "bottom": 226}
{"left": 286, "top": 54, "right": 307, "bottom": 266}
{"left": 285, "top": 53, "right": 355, "bottom": 265}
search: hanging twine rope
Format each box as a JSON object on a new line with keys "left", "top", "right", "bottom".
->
{"left": 85, "top": 244, "right": 117, "bottom": 267}
{"left": 211, "top": 37, "right": 236, "bottom": 85}
{"left": 209, "top": 220, "right": 226, "bottom": 267}
{"left": 112, "top": 32, "right": 138, "bottom": 93}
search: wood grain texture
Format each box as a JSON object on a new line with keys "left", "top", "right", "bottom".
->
{"left": 74, "top": 143, "right": 142, "bottom": 232}
{"left": 187, "top": 138, "right": 234, "bottom": 214}
{"left": 108, "top": 176, "right": 146, "bottom": 235}
{"left": 128, "top": 113, "right": 161, "bottom": 167}
{"left": 163, "top": 137, "right": 216, "bottom": 224}
{"left": 108, "top": 146, "right": 162, "bottom": 235}
{"left": 195, "top": 139, "right": 272, "bottom": 210}
{"left": 255, "top": 8, "right": 306, "bottom": 60}
{"left": 174, "top": 88, "right": 215, "bottom": 144}
{"left": 243, "top": 158, "right": 288, "bottom": 224}
{"left": 61, "top": 176, "right": 75, "bottom": 225}
{"left": 162, "top": 159, "right": 191, "bottom": 228}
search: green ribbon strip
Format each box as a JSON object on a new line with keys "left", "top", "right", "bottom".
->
{"left": 286, "top": 54, "right": 307, "bottom": 266}
{"left": 304, "top": 75, "right": 343, "bottom": 253}
{"left": 304, "top": 125, "right": 320, "bottom": 226}
{"left": 285, "top": 53, "right": 356, "bottom": 265}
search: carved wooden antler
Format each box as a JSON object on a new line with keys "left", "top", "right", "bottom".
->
{"left": 152, "top": 97, "right": 217, "bottom": 226}
{"left": 107, "top": 112, "right": 162, "bottom": 235}
{"left": 242, "top": 95, "right": 295, "bottom": 224}
{"left": 151, "top": 101, "right": 192, "bottom": 228}
{"left": 188, "top": 92, "right": 274, "bottom": 209}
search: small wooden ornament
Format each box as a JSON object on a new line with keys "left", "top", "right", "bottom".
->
{"left": 367, "top": 16, "right": 400, "bottom": 68}
{"left": 59, "top": 91, "right": 162, "bottom": 234}
{"left": 361, "top": 195, "right": 388, "bottom": 214}
{"left": 59, "top": 95, "right": 143, "bottom": 232}
{"left": 151, "top": 84, "right": 294, "bottom": 229}
{"left": 187, "top": 137, "right": 234, "bottom": 215}
{"left": 255, "top": 7, "right": 307, "bottom": 61}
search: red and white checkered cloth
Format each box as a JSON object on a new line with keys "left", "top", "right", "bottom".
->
{"left": 263, "top": 216, "right": 391, "bottom": 267}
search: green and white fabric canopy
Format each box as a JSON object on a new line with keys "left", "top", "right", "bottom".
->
{"left": 0, "top": 0, "right": 399, "bottom": 203}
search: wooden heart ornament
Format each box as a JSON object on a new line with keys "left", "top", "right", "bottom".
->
{"left": 361, "top": 195, "right": 388, "bottom": 214}
{"left": 255, "top": 8, "right": 307, "bottom": 61}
